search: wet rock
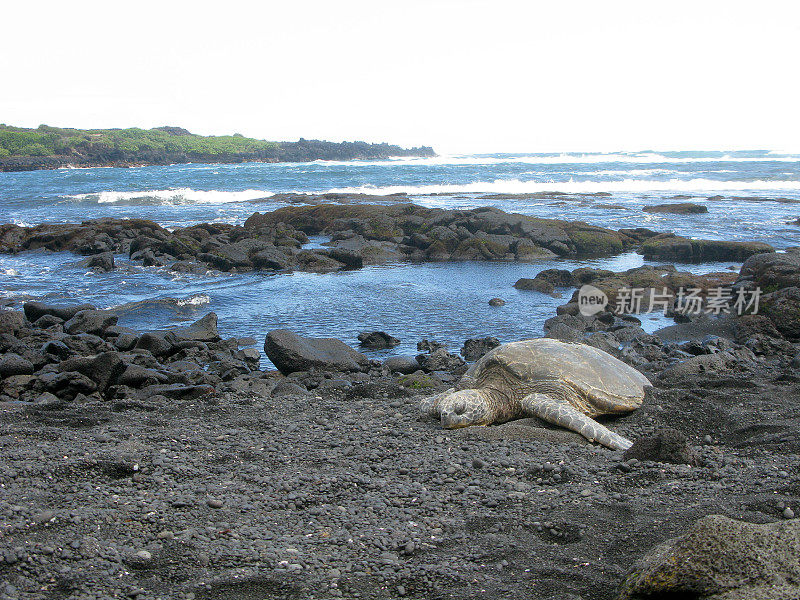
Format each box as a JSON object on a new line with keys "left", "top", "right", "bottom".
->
{"left": 64, "top": 310, "right": 118, "bottom": 335}
{"left": 641, "top": 234, "right": 774, "bottom": 262}
{"left": 623, "top": 428, "right": 700, "bottom": 465}
{"left": 488, "top": 297, "right": 505, "bottom": 306}
{"left": 23, "top": 302, "right": 95, "bottom": 323}
{"left": 737, "top": 247, "right": 800, "bottom": 290}
{"left": 264, "top": 329, "right": 370, "bottom": 375}
{"left": 617, "top": 515, "right": 800, "bottom": 600}
{"left": 514, "top": 278, "right": 555, "bottom": 294}
{"left": 171, "top": 312, "right": 220, "bottom": 342}
{"left": 642, "top": 202, "right": 708, "bottom": 214}
{"left": 357, "top": 331, "right": 400, "bottom": 349}
{"left": 460, "top": 337, "right": 500, "bottom": 361}
{"left": 251, "top": 247, "right": 292, "bottom": 270}
{"left": 83, "top": 252, "right": 115, "bottom": 272}
{"left": 383, "top": 356, "right": 420, "bottom": 374}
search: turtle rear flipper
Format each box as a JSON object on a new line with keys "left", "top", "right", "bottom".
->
{"left": 521, "top": 394, "right": 633, "bottom": 450}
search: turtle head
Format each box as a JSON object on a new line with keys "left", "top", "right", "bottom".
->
{"left": 438, "top": 389, "right": 492, "bottom": 429}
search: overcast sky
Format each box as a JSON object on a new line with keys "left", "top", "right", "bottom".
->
{"left": 2, "top": 0, "right": 799, "bottom": 153}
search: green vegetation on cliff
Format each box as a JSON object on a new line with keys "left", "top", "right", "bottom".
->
{"left": 0, "top": 124, "right": 435, "bottom": 171}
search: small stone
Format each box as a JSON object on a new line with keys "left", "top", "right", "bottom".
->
{"left": 157, "top": 530, "right": 175, "bottom": 540}
{"left": 472, "top": 458, "right": 485, "bottom": 470}
{"left": 207, "top": 498, "right": 224, "bottom": 509}
{"left": 135, "top": 550, "right": 152, "bottom": 561}
{"left": 783, "top": 507, "right": 795, "bottom": 519}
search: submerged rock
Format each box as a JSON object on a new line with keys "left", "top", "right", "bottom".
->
{"left": 357, "top": 331, "right": 400, "bottom": 349}
{"left": 642, "top": 202, "right": 708, "bottom": 214}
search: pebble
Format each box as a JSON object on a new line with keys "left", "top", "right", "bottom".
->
{"left": 783, "top": 507, "right": 795, "bottom": 519}
{"left": 206, "top": 498, "right": 224, "bottom": 509}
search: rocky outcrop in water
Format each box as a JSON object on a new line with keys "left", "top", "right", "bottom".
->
{"left": 640, "top": 233, "right": 774, "bottom": 262}
{"left": 642, "top": 202, "right": 708, "bottom": 214}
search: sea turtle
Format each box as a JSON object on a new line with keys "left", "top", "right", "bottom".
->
{"left": 420, "top": 338, "right": 650, "bottom": 450}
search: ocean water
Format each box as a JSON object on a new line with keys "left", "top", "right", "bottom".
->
{"left": 1, "top": 151, "right": 798, "bottom": 361}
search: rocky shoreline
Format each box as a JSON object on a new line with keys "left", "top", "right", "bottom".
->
{"left": 1, "top": 207, "right": 799, "bottom": 599}
{"left": 0, "top": 202, "right": 778, "bottom": 280}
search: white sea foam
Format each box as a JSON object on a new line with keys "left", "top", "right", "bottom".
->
{"left": 302, "top": 153, "right": 800, "bottom": 168}
{"left": 68, "top": 188, "right": 275, "bottom": 205}
{"left": 324, "top": 178, "right": 800, "bottom": 196}
{"left": 177, "top": 294, "right": 211, "bottom": 307}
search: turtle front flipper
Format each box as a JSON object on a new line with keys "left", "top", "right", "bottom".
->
{"left": 520, "top": 394, "right": 633, "bottom": 450}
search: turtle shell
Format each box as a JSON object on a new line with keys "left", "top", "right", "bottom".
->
{"left": 467, "top": 338, "right": 650, "bottom": 410}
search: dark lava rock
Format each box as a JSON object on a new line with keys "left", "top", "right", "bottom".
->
{"left": 641, "top": 234, "right": 774, "bottom": 262}
{"left": 760, "top": 287, "right": 800, "bottom": 341}
{"left": 0, "top": 310, "right": 25, "bottom": 335}
{"left": 514, "top": 278, "right": 555, "bottom": 294}
{"left": 738, "top": 247, "right": 800, "bottom": 291}
{"left": 622, "top": 428, "right": 700, "bottom": 465}
{"left": 383, "top": 356, "right": 420, "bottom": 374}
{"left": 264, "top": 329, "right": 370, "bottom": 375}
{"left": 171, "top": 312, "right": 220, "bottom": 342}
{"left": 135, "top": 332, "right": 174, "bottom": 357}
{"left": 417, "top": 339, "right": 446, "bottom": 353}
{"left": 84, "top": 252, "right": 115, "bottom": 272}
{"left": 488, "top": 297, "right": 505, "bottom": 306}
{"left": 64, "top": 310, "right": 118, "bottom": 335}
{"left": 416, "top": 347, "right": 465, "bottom": 372}
{"left": 460, "top": 337, "right": 500, "bottom": 361}
{"left": 642, "top": 202, "right": 708, "bottom": 214}
{"left": 0, "top": 353, "right": 34, "bottom": 377}
{"left": 617, "top": 515, "right": 800, "bottom": 600}
{"left": 23, "top": 302, "right": 95, "bottom": 323}
{"left": 357, "top": 331, "right": 400, "bottom": 349}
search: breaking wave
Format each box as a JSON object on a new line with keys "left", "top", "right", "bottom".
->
{"left": 67, "top": 188, "right": 275, "bottom": 205}
{"left": 324, "top": 178, "right": 800, "bottom": 196}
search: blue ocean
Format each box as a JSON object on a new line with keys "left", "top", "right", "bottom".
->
{"left": 1, "top": 150, "right": 799, "bottom": 360}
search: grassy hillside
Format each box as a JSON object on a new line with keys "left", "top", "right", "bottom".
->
{"left": 0, "top": 124, "right": 434, "bottom": 171}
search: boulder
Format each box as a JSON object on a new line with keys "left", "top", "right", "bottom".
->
{"left": 760, "top": 287, "right": 800, "bottom": 341}
{"left": 357, "top": 331, "right": 400, "bottom": 349}
{"left": 135, "top": 332, "right": 174, "bottom": 357}
{"left": 514, "top": 278, "right": 555, "bottom": 294}
{"left": 0, "top": 353, "right": 34, "bottom": 377}
{"left": 84, "top": 251, "right": 115, "bottom": 272}
{"left": 738, "top": 247, "right": 800, "bottom": 290}
{"left": 642, "top": 202, "right": 708, "bottom": 214}
{"left": 617, "top": 515, "right": 800, "bottom": 600}
{"left": 488, "top": 297, "right": 506, "bottom": 307}
{"left": 384, "top": 355, "right": 420, "bottom": 374}
{"left": 460, "top": 337, "right": 500, "bottom": 362}
{"left": 23, "top": 302, "right": 95, "bottom": 323}
{"left": 171, "top": 312, "right": 220, "bottom": 342}
{"left": 416, "top": 348, "right": 465, "bottom": 372}
{"left": 264, "top": 329, "right": 370, "bottom": 375}
{"left": 64, "top": 310, "right": 118, "bottom": 335}
{"left": 0, "top": 310, "right": 25, "bottom": 335}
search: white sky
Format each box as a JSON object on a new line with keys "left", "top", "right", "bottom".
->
{"left": 2, "top": 0, "right": 799, "bottom": 154}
